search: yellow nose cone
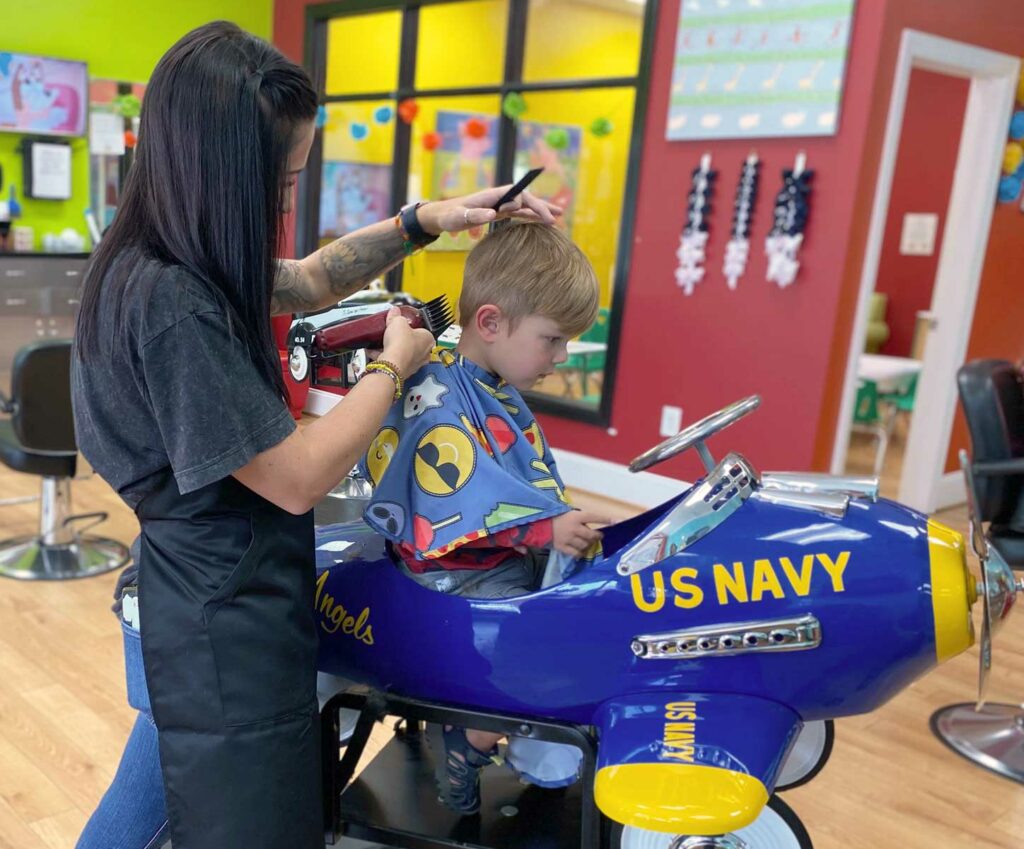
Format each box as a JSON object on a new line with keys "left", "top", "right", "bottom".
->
{"left": 928, "top": 519, "right": 975, "bottom": 664}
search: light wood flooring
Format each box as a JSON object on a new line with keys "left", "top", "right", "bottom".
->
{"left": 1, "top": 446, "right": 1023, "bottom": 848}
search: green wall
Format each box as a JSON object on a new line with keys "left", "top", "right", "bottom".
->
{"left": 0, "top": 0, "right": 273, "bottom": 250}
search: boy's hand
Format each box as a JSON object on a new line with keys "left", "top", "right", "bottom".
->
{"left": 552, "top": 510, "right": 610, "bottom": 558}
{"left": 381, "top": 307, "right": 434, "bottom": 378}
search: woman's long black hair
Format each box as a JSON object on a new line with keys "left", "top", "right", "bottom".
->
{"left": 76, "top": 21, "right": 318, "bottom": 398}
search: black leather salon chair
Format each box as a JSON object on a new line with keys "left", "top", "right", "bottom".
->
{"left": 0, "top": 339, "right": 128, "bottom": 579}
{"left": 957, "top": 359, "right": 1024, "bottom": 567}
{"left": 929, "top": 359, "right": 1024, "bottom": 783}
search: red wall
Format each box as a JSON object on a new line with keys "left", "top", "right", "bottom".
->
{"left": 274, "top": 0, "right": 1020, "bottom": 485}
{"left": 810, "top": 0, "right": 1024, "bottom": 475}
{"left": 872, "top": 69, "right": 968, "bottom": 358}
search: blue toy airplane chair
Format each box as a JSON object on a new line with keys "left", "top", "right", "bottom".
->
{"left": 0, "top": 339, "right": 129, "bottom": 580}
{"left": 930, "top": 359, "right": 1024, "bottom": 782}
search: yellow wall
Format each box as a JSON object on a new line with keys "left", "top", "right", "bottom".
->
{"left": 322, "top": 0, "right": 641, "bottom": 315}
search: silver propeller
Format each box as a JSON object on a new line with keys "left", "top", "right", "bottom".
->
{"left": 960, "top": 449, "right": 1022, "bottom": 708}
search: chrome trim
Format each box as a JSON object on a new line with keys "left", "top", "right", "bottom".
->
{"left": 761, "top": 471, "right": 878, "bottom": 501}
{"left": 617, "top": 453, "right": 758, "bottom": 576}
{"left": 671, "top": 837, "right": 747, "bottom": 849}
{"left": 631, "top": 614, "right": 822, "bottom": 660}
{"left": 751, "top": 487, "right": 849, "bottom": 518}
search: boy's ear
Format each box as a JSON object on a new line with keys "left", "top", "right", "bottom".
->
{"left": 474, "top": 304, "right": 504, "bottom": 342}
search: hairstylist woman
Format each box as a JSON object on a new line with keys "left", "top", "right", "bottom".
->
{"left": 72, "top": 21, "right": 558, "bottom": 849}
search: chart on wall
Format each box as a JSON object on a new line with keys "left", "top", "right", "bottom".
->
{"left": 319, "top": 161, "right": 392, "bottom": 245}
{"left": 430, "top": 111, "right": 580, "bottom": 250}
{"left": 666, "top": 0, "right": 856, "bottom": 141}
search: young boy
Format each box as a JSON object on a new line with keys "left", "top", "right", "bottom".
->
{"left": 360, "top": 222, "right": 608, "bottom": 812}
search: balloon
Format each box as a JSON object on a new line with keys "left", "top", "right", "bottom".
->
{"left": 464, "top": 117, "right": 488, "bottom": 139}
{"left": 350, "top": 122, "right": 369, "bottom": 141}
{"left": 502, "top": 92, "right": 527, "bottom": 120}
{"left": 315, "top": 105, "right": 328, "bottom": 129}
{"left": 997, "top": 174, "right": 1022, "bottom": 203}
{"left": 544, "top": 128, "right": 570, "bottom": 150}
{"left": 398, "top": 99, "right": 419, "bottom": 124}
{"left": 1009, "top": 110, "right": 1024, "bottom": 141}
{"left": 374, "top": 105, "right": 394, "bottom": 125}
{"left": 422, "top": 131, "right": 442, "bottom": 151}
{"left": 1003, "top": 142, "right": 1024, "bottom": 176}
{"left": 589, "top": 117, "right": 613, "bottom": 137}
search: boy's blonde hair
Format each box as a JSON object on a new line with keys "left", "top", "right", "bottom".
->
{"left": 459, "top": 222, "right": 599, "bottom": 337}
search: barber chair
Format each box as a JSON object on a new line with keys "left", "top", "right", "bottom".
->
{"left": 0, "top": 339, "right": 129, "bottom": 580}
{"left": 930, "top": 359, "right": 1024, "bottom": 782}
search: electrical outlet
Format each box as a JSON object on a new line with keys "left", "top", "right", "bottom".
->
{"left": 660, "top": 405, "right": 683, "bottom": 438}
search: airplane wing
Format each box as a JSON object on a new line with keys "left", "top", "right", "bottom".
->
{"left": 594, "top": 692, "right": 802, "bottom": 835}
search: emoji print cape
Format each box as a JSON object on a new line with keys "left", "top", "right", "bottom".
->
{"left": 360, "top": 348, "right": 573, "bottom": 560}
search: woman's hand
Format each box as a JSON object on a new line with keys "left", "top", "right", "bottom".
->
{"left": 415, "top": 186, "right": 563, "bottom": 235}
{"left": 552, "top": 510, "right": 609, "bottom": 558}
{"left": 380, "top": 307, "right": 434, "bottom": 378}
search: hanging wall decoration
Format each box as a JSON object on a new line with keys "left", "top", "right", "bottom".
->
{"left": 666, "top": 0, "right": 856, "bottom": 141}
{"left": 675, "top": 153, "right": 716, "bottom": 295}
{"left": 589, "top": 117, "right": 614, "bottom": 138}
{"left": 765, "top": 152, "right": 812, "bottom": 289}
{"left": 723, "top": 152, "right": 760, "bottom": 290}
{"left": 373, "top": 105, "right": 394, "bottom": 125}
{"left": 502, "top": 92, "right": 528, "bottom": 121}
{"left": 398, "top": 99, "right": 419, "bottom": 124}
{"left": 996, "top": 67, "right": 1024, "bottom": 208}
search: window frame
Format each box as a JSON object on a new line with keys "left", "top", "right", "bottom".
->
{"left": 299, "top": 0, "right": 659, "bottom": 426}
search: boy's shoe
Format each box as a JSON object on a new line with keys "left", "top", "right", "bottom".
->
{"left": 426, "top": 723, "right": 499, "bottom": 814}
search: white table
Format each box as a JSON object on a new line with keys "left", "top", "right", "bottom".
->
{"left": 858, "top": 354, "right": 922, "bottom": 394}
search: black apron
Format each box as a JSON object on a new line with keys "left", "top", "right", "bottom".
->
{"left": 137, "top": 471, "right": 322, "bottom": 849}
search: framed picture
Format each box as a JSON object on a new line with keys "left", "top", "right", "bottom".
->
{"left": 0, "top": 52, "right": 88, "bottom": 137}
{"left": 514, "top": 120, "right": 580, "bottom": 237}
{"left": 319, "top": 160, "right": 392, "bottom": 246}
{"left": 430, "top": 111, "right": 499, "bottom": 251}
{"left": 666, "top": 0, "right": 856, "bottom": 140}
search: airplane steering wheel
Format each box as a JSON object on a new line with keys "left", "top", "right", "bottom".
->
{"left": 628, "top": 395, "right": 761, "bottom": 473}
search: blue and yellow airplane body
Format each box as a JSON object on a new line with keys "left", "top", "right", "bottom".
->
{"left": 314, "top": 479, "right": 975, "bottom": 836}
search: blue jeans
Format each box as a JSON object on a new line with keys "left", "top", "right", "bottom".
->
{"left": 75, "top": 623, "right": 168, "bottom": 849}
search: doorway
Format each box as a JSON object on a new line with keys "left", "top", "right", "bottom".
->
{"left": 831, "top": 30, "right": 1020, "bottom": 512}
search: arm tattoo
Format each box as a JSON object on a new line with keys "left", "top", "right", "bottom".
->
{"left": 271, "top": 224, "right": 408, "bottom": 315}
{"left": 270, "top": 259, "right": 319, "bottom": 315}
{"left": 318, "top": 225, "right": 407, "bottom": 300}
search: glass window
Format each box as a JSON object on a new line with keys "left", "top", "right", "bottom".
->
{"left": 513, "top": 87, "right": 636, "bottom": 409}
{"left": 325, "top": 11, "right": 402, "bottom": 95}
{"left": 317, "top": 101, "right": 396, "bottom": 248}
{"left": 416, "top": 0, "right": 508, "bottom": 89}
{"left": 523, "top": 0, "right": 644, "bottom": 83}
{"left": 401, "top": 95, "right": 502, "bottom": 311}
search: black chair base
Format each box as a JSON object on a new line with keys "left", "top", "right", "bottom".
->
{"left": 930, "top": 702, "right": 1024, "bottom": 783}
{"left": 0, "top": 534, "right": 128, "bottom": 580}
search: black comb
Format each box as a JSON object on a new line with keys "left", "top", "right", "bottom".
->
{"left": 420, "top": 294, "right": 455, "bottom": 339}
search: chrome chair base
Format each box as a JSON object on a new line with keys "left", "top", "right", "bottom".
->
{"left": 930, "top": 702, "right": 1024, "bottom": 783}
{"left": 0, "top": 534, "right": 129, "bottom": 580}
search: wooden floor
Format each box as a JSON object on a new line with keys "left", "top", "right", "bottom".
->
{"left": 1, "top": 452, "right": 1023, "bottom": 848}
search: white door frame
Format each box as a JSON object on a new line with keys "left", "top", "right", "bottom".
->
{"left": 830, "top": 30, "right": 1020, "bottom": 513}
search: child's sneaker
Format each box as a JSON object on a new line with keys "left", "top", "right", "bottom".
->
{"left": 426, "top": 724, "right": 499, "bottom": 814}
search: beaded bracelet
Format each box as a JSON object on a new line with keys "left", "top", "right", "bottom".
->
{"left": 364, "top": 359, "right": 404, "bottom": 401}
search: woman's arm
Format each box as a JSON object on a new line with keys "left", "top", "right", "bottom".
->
{"left": 232, "top": 310, "right": 434, "bottom": 513}
{"left": 270, "top": 187, "right": 561, "bottom": 316}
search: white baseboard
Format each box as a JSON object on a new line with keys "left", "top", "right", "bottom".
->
{"left": 304, "top": 389, "right": 686, "bottom": 508}
{"left": 934, "top": 471, "right": 966, "bottom": 511}
{"left": 551, "top": 448, "right": 688, "bottom": 508}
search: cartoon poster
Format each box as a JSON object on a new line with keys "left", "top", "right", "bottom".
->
{"left": 430, "top": 112, "right": 499, "bottom": 251}
{"left": 0, "top": 53, "right": 88, "bottom": 137}
{"left": 319, "top": 161, "right": 392, "bottom": 246}
{"left": 429, "top": 111, "right": 580, "bottom": 250}
{"left": 666, "top": 0, "right": 855, "bottom": 141}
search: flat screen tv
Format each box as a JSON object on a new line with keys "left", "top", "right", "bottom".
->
{"left": 0, "top": 51, "right": 88, "bottom": 137}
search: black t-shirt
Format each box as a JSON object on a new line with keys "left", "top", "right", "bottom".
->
{"left": 71, "top": 259, "right": 296, "bottom": 606}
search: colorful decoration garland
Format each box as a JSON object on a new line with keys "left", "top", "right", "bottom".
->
{"left": 998, "top": 68, "right": 1024, "bottom": 208}
{"left": 722, "top": 153, "right": 760, "bottom": 290}
{"left": 675, "top": 153, "right": 716, "bottom": 296}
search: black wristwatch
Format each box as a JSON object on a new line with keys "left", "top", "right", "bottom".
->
{"left": 399, "top": 202, "right": 440, "bottom": 248}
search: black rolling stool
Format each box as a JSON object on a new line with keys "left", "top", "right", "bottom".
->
{"left": 931, "top": 359, "right": 1024, "bottom": 782}
{"left": 0, "top": 339, "right": 128, "bottom": 579}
